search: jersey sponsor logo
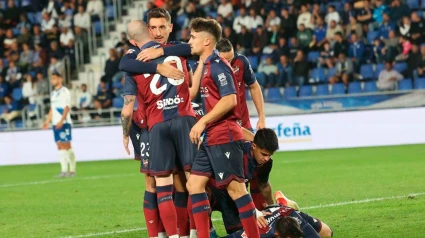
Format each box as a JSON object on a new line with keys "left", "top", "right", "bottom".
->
{"left": 218, "top": 172, "right": 224, "bottom": 180}
{"left": 126, "top": 49, "right": 135, "bottom": 54}
{"left": 218, "top": 73, "right": 228, "bottom": 86}
{"left": 200, "top": 87, "right": 209, "bottom": 98}
{"left": 136, "top": 133, "right": 140, "bottom": 140}
{"left": 156, "top": 95, "right": 184, "bottom": 110}
{"left": 266, "top": 212, "right": 281, "bottom": 224}
{"left": 225, "top": 152, "right": 230, "bottom": 159}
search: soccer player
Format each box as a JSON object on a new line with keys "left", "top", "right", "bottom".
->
{"left": 127, "top": 20, "right": 197, "bottom": 238}
{"left": 42, "top": 72, "right": 76, "bottom": 177}
{"left": 216, "top": 38, "right": 265, "bottom": 132}
{"left": 222, "top": 192, "right": 333, "bottom": 238}
{"left": 186, "top": 18, "right": 260, "bottom": 238}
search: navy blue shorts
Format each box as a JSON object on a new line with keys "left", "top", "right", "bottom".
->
{"left": 129, "top": 122, "right": 150, "bottom": 173}
{"left": 208, "top": 185, "right": 242, "bottom": 234}
{"left": 191, "top": 141, "right": 245, "bottom": 187}
{"left": 53, "top": 123, "right": 72, "bottom": 143}
{"left": 149, "top": 116, "right": 197, "bottom": 176}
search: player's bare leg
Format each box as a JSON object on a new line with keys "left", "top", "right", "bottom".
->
{"left": 226, "top": 180, "right": 260, "bottom": 238}
{"left": 186, "top": 174, "right": 210, "bottom": 238}
{"left": 174, "top": 172, "right": 190, "bottom": 238}
{"left": 62, "top": 142, "right": 75, "bottom": 177}
{"left": 56, "top": 142, "right": 69, "bottom": 178}
{"left": 155, "top": 175, "right": 179, "bottom": 238}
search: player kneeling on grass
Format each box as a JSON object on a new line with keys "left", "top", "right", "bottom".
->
{"left": 223, "top": 191, "right": 333, "bottom": 238}
{"left": 42, "top": 72, "right": 76, "bottom": 177}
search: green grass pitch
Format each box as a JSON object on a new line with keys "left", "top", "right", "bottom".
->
{"left": 1, "top": 144, "right": 425, "bottom": 238}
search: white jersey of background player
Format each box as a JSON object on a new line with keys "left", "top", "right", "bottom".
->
{"left": 42, "top": 72, "right": 76, "bottom": 177}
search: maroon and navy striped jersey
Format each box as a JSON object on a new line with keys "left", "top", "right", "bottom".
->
{"left": 200, "top": 50, "right": 243, "bottom": 146}
{"left": 132, "top": 41, "right": 195, "bottom": 130}
{"left": 123, "top": 65, "right": 147, "bottom": 129}
{"left": 230, "top": 54, "right": 257, "bottom": 130}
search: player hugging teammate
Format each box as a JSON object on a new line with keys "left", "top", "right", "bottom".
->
{"left": 118, "top": 8, "right": 332, "bottom": 238}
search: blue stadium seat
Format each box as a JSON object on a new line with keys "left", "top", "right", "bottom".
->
{"left": 28, "top": 103, "right": 38, "bottom": 112}
{"left": 367, "top": 31, "right": 379, "bottom": 43}
{"left": 34, "top": 12, "right": 42, "bottom": 24}
{"left": 12, "top": 88, "right": 23, "bottom": 101}
{"left": 299, "top": 85, "right": 313, "bottom": 97}
{"left": 414, "top": 78, "right": 425, "bottom": 89}
{"left": 316, "top": 84, "right": 330, "bottom": 96}
{"left": 374, "top": 63, "right": 385, "bottom": 79}
{"left": 266, "top": 87, "right": 281, "bottom": 101}
{"left": 177, "top": 14, "right": 187, "bottom": 27}
{"left": 394, "top": 62, "right": 407, "bottom": 73}
{"left": 311, "top": 68, "right": 326, "bottom": 82}
{"left": 15, "top": 120, "right": 24, "bottom": 128}
{"left": 247, "top": 56, "right": 259, "bottom": 70}
{"left": 398, "top": 79, "right": 413, "bottom": 90}
{"left": 260, "top": 54, "right": 271, "bottom": 62}
{"left": 106, "top": 5, "right": 115, "bottom": 19}
{"left": 364, "top": 81, "right": 378, "bottom": 93}
{"left": 112, "top": 97, "right": 124, "bottom": 108}
{"left": 348, "top": 82, "right": 362, "bottom": 94}
{"left": 255, "top": 72, "right": 266, "bottom": 86}
{"left": 94, "top": 21, "right": 102, "bottom": 35}
{"left": 327, "top": 67, "right": 336, "bottom": 79}
{"left": 407, "top": 0, "right": 419, "bottom": 9}
{"left": 283, "top": 86, "right": 297, "bottom": 99}
{"left": 209, "top": 11, "right": 218, "bottom": 19}
{"left": 113, "top": 81, "right": 122, "bottom": 89}
{"left": 360, "top": 64, "right": 374, "bottom": 79}
{"left": 331, "top": 83, "right": 345, "bottom": 95}
{"left": 245, "top": 89, "right": 251, "bottom": 100}
{"left": 0, "top": 105, "right": 6, "bottom": 116}
{"left": 307, "top": 51, "right": 320, "bottom": 62}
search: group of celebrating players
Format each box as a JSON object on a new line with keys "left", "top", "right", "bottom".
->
{"left": 117, "top": 8, "right": 333, "bottom": 238}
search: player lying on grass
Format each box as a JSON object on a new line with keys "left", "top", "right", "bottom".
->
{"left": 222, "top": 191, "right": 333, "bottom": 238}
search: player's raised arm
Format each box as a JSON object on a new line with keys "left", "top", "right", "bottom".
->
{"left": 136, "top": 43, "right": 192, "bottom": 62}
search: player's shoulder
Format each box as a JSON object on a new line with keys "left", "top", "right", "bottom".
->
{"left": 61, "top": 87, "right": 71, "bottom": 94}
{"left": 235, "top": 53, "right": 251, "bottom": 66}
{"left": 125, "top": 46, "right": 140, "bottom": 56}
{"left": 167, "top": 41, "right": 186, "bottom": 45}
{"left": 209, "top": 54, "right": 231, "bottom": 71}
{"left": 242, "top": 141, "right": 252, "bottom": 154}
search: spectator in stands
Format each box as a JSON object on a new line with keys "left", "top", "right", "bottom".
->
{"left": 86, "top": 0, "right": 104, "bottom": 21}
{"left": 372, "top": 38, "right": 384, "bottom": 64}
{"left": 372, "top": 0, "right": 387, "bottom": 28}
{"left": 251, "top": 26, "right": 268, "bottom": 56}
{"left": 311, "top": 3, "right": 324, "bottom": 25}
{"left": 345, "top": 16, "right": 363, "bottom": 41}
{"left": 43, "top": 0, "right": 60, "bottom": 19}
{"left": 268, "top": 24, "right": 283, "bottom": 46}
{"left": 313, "top": 17, "right": 327, "bottom": 49}
{"left": 265, "top": 10, "right": 281, "bottom": 32}
{"left": 77, "top": 84, "right": 93, "bottom": 110}
{"left": 379, "top": 12, "right": 396, "bottom": 40}
{"left": 49, "top": 41, "right": 64, "bottom": 60}
{"left": 330, "top": 53, "right": 354, "bottom": 86}
{"left": 342, "top": 2, "right": 356, "bottom": 25}
{"left": 0, "top": 95, "right": 20, "bottom": 123}
{"left": 3, "top": 0, "right": 20, "bottom": 27}
{"left": 0, "top": 28, "right": 5, "bottom": 57}
{"left": 325, "top": 5, "right": 340, "bottom": 26}
{"left": 223, "top": 26, "right": 237, "bottom": 48}
{"left": 0, "top": 75, "right": 8, "bottom": 101}
{"left": 32, "top": 43, "right": 48, "bottom": 67}
{"left": 258, "top": 57, "right": 279, "bottom": 87}
{"left": 48, "top": 56, "right": 63, "bottom": 76}
{"left": 19, "top": 43, "right": 34, "bottom": 69}
{"left": 280, "top": 8, "right": 296, "bottom": 38}
{"left": 356, "top": 0, "right": 373, "bottom": 32}
{"left": 185, "top": 2, "right": 206, "bottom": 22}
{"left": 17, "top": 13, "right": 32, "bottom": 31}
{"left": 297, "top": 4, "right": 314, "bottom": 30}
{"left": 17, "top": 27, "right": 31, "bottom": 45}
{"left": 217, "top": 0, "right": 233, "bottom": 21}
{"left": 405, "top": 44, "right": 420, "bottom": 79}
{"left": 233, "top": 7, "right": 250, "bottom": 34}
{"left": 277, "top": 55, "right": 292, "bottom": 87}
{"left": 348, "top": 33, "right": 364, "bottom": 67}
{"left": 395, "top": 35, "right": 412, "bottom": 61}
{"left": 58, "top": 12, "right": 72, "bottom": 29}
{"left": 277, "top": 37, "right": 289, "bottom": 57}
{"left": 115, "top": 32, "right": 130, "bottom": 55}
{"left": 248, "top": 8, "right": 264, "bottom": 30}
{"left": 45, "top": 24, "right": 61, "bottom": 44}
{"left": 293, "top": 50, "right": 309, "bottom": 86}
{"left": 389, "top": 0, "right": 410, "bottom": 24}
{"left": 76, "top": 0, "right": 88, "bottom": 10}
{"left": 377, "top": 61, "right": 403, "bottom": 91}
{"left": 410, "top": 12, "right": 424, "bottom": 45}
{"left": 318, "top": 42, "right": 334, "bottom": 68}
{"left": 104, "top": 49, "right": 121, "bottom": 83}
{"left": 5, "top": 61, "right": 22, "bottom": 88}
{"left": 0, "top": 60, "right": 6, "bottom": 78}
{"left": 96, "top": 81, "right": 112, "bottom": 109}
{"left": 35, "top": 72, "right": 49, "bottom": 98}
{"left": 296, "top": 24, "right": 312, "bottom": 49}
{"left": 3, "top": 28, "right": 17, "bottom": 51}
{"left": 60, "top": 27, "right": 75, "bottom": 54}
{"left": 22, "top": 74, "right": 37, "bottom": 104}
{"left": 74, "top": 5, "right": 91, "bottom": 31}
{"left": 90, "top": 99, "right": 109, "bottom": 121}
{"left": 235, "top": 25, "right": 252, "bottom": 54}
{"left": 382, "top": 30, "right": 399, "bottom": 61}
{"left": 288, "top": 37, "right": 300, "bottom": 59}
{"left": 41, "top": 13, "right": 56, "bottom": 32}
{"left": 32, "top": 25, "right": 48, "bottom": 48}
{"left": 32, "top": 58, "right": 47, "bottom": 76}
{"left": 399, "top": 16, "right": 411, "bottom": 38}
{"left": 326, "top": 20, "right": 343, "bottom": 43}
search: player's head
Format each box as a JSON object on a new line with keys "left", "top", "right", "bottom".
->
{"left": 216, "top": 38, "right": 234, "bottom": 63}
{"left": 188, "top": 18, "right": 222, "bottom": 56}
{"left": 51, "top": 71, "right": 63, "bottom": 88}
{"left": 252, "top": 128, "right": 279, "bottom": 165}
{"left": 127, "top": 20, "right": 151, "bottom": 48}
{"left": 147, "top": 8, "right": 173, "bottom": 44}
{"left": 274, "top": 217, "right": 304, "bottom": 238}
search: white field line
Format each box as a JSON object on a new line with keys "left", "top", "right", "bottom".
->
{"left": 60, "top": 192, "right": 425, "bottom": 238}
{"left": 0, "top": 174, "right": 137, "bottom": 188}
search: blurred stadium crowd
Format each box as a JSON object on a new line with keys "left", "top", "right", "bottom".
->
{"left": 1, "top": 0, "right": 425, "bottom": 127}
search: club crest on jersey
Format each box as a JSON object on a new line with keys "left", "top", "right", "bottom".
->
{"left": 203, "top": 68, "right": 208, "bottom": 75}
{"left": 142, "top": 159, "right": 149, "bottom": 167}
{"left": 232, "top": 66, "right": 240, "bottom": 74}
{"left": 126, "top": 49, "right": 135, "bottom": 54}
{"left": 241, "top": 232, "right": 248, "bottom": 238}
{"left": 218, "top": 73, "right": 227, "bottom": 86}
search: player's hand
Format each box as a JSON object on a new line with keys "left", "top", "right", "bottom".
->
{"left": 42, "top": 122, "right": 49, "bottom": 130}
{"left": 55, "top": 121, "right": 64, "bottom": 130}
{"left": 157, "top": 61, "right": 185, "bottom": 79}
{"left": 123, "top": 135, "right": 130, "bottom": 155}
{"left": 257, "top": 211, "right": 272, "bottom": 228}
{"left": 256, "top": 118, "right": 266, "bottom": 130}
{"left": 136, "top": 47, "right": 164, "bottom": 62}
{"left": 190, "top": 121, "right": 206, "bottom": 145}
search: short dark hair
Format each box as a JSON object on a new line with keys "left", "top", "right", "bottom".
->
{"left": 275, "top": 217, "right": 304, "bottom": 238}
{"left": 253, "top": 128, "right": 279, "bottom": 153}
{"left": 216, "top": 38, "right": 233, "bottom": 52}
{"left": 189, "top": 18, "right": 222, "bottom": 42}
{"left": 147, "top": 8, "right": 171, "bottom": 23}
